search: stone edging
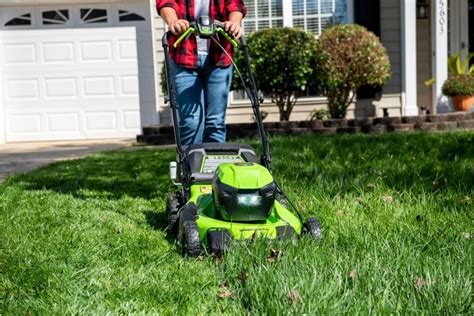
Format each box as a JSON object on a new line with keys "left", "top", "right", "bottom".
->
{"left": 137, "top": 112, "right": 474, "bottom": 145}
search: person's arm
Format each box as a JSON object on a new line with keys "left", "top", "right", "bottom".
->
{"left": 160, "top": 7, "right": 190, "bottom": 35}
{"left": 223, "top": 11, "right": 244, "bottom": 40}
{"left": 223, "top": 0, "right": 246, "bottom": 40}
{"left": 157, "top": 1, "right": 189, "bottom": 35}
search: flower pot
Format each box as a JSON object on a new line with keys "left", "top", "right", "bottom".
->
{"left": 451, "top": 95, "right": 474, "bottom": 112}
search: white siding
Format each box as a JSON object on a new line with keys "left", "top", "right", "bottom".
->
{"left": 153, "top": 3, "right": 170, "bottom": 123}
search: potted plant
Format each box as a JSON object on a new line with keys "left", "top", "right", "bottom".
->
{"left": 441, "top": 74, "right": 474, "bottom": 112}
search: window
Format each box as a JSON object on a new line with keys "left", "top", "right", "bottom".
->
{"left": 80, "top": 8, "right": 108, "bottom": 24}
{"left": 243, "top": 0, "right": 283, "bottom": 33}
{"left": 4, "top": 13, "right": 32, "bottom": 26}
{"left": 119, "top": 10, "right": 145, "bottom": 22}
{"left": 42, "top": 10, "right": 69, "bottom": 25}
{"left": 293, "top": 0, "right": 349, "bottom": 35}
{"left": 243, "top": 0, "right": 349, "bottom": 36}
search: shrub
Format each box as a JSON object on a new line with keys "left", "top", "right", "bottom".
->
{"left": 233, "top": 27, "right": 324, "bottom": 121}
{"left": 318, "top": 24, "right": 391, "bottom": 118}
{"left": 160, "top": 63, "right": 168, "bottom": 95}
{"left": 442, "top": 75, "right": 474, "bottom": 96}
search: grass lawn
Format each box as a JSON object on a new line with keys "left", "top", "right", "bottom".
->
{"left": 0, "top": 132, "right": 473, "bottom": 314}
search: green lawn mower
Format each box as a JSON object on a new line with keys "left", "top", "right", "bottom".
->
{"left": 162, "top": 17, "right": 322, "bottom": 256}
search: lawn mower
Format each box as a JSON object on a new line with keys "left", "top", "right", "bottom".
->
{"left": 162, "top": 17, "right": 322, "bottom": 256}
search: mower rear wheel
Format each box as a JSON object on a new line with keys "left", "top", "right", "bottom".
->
{"left": 166, "top": 191, "right": 183, "bottom": 233}
{"left": 304, "top": 217, "right": 323, "bottom": 240}
{"left": 181, "top": 221, "right": 201, "bottom": 257}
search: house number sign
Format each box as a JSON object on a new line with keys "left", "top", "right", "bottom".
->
{"left": 438, "top": 0, "right": 446, "bottom": 35}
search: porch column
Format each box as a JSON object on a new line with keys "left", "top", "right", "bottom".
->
{"left": 401, "top": 0, "right": 418, "bottom": 116}
{"left": 432, "top": 0, "right": 448, "bottom": 113}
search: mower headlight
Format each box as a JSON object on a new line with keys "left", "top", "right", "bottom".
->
{"left": 237, "top": 194, "right": 261, "bottom": 206}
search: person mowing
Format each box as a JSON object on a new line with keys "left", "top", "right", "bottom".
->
{"left": 156, "top": 0, "right": 247, "bottom": 145}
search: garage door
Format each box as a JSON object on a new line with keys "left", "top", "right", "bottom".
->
{"left": 0, "top": 4, "right": 156, "bottom": 142}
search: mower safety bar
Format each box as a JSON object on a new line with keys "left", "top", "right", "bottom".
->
{"left": 172, "top": 21, "right": 240, "bottom": 49}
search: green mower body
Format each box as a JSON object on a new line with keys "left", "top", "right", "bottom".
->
{"left": 166, "top": 143, "right": 319, "bottom": 256}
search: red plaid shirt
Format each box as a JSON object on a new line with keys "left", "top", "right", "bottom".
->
{"left": 156, "top": 0, "right": 246, "bottom": 68}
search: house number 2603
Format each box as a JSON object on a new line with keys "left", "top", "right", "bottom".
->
{"left": 439, "top": 0, "right": 446, "bottom": 35}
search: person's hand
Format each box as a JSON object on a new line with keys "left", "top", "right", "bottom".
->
{"left": 169, "top": 19, "right": 190, "bottom": 35}
{"left": 223, "top": 20, "right": 242, "bottom": 40}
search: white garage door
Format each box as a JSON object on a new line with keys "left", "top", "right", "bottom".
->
{"left": 0, "top": 4, "right": 156, "bottom": 142}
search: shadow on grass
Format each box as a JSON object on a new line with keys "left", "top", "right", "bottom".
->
{"left": 7, "top": 147, "right": 184, "bottom": 245}
{"left": 11, "top": 148, "right": 175, "bottom": 200}
{"left": 144, "top": 209, "right": 168, "bottom": 231}
{"left": 143, "top": 209, "right": 181, "bottom": 248}
{"left": 269, "top": 132, "right": 474, "bottom": 196}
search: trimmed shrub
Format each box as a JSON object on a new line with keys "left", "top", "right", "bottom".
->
{"left": 442, "top": 74, "right": 474, "bottom": 96}
{"left": 319, "top": 24, "right": 391, "bottom": 118}
{"left": 233, "top": 27, "right": 324, "bottom": 121}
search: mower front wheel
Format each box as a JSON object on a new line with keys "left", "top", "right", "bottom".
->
{"left": 181, "top": 221, "right": 201, "bottom": 257}
{"left": 304, "top": 217, "right": 323, "bottom": 241}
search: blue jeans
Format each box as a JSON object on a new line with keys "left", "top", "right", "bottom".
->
{"left": 169, "top": 55, "right": 233, "bottom": 145}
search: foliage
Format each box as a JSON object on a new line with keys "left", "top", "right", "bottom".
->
{"left": 160, "top": 63, "right": 168, "bottom": 95}
{"left": 448, "top": 52, "right": 474, "bottom": 75}
{"left": 318, "top": 24, "right": 391, "bottom": 118}
{"left": 425, "top": 52, "right": 474, "bottom": 86}
{"left": 232, "top": 27, "right": 324, "bottom": 121}
{"left": 441, "top": 74, "right": 474, "bottom": 96}
{"left": 308, "top": 108, "right": 329, "bottom": 120}
{"left": 1, "top": 132, "right": 472, "bottom": 314}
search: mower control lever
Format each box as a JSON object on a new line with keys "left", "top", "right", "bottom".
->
{"left": 173, "top": 17, "right": 239, "bottom": 49}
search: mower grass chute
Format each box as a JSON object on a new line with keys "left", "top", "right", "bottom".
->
{"left": 162, "top": 17, "right": 323, "bottom": 256}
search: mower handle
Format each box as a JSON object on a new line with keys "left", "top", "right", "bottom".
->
{"left": 172, "top": 20, "right": 240, "bottom": 49}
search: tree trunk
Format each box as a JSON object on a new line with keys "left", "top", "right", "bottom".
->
{"left": 277, "top": 99, "right": 291, "bottom": 121}
{"left": 328, "top": 88, "right": 351, "bottom": 119}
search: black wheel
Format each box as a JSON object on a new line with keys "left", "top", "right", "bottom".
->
{"left": 180, "top": 221, "right": 201, "bottom": 257}
{"left": 166, "top": 191, "right": 183, "bottom": 233}
{"left": 303, "top": 217, "right": 323, "bottom": 240}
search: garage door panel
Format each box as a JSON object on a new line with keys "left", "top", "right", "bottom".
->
{"left": 44, "top": 77, "right": 77, "bottom": 98}
{"left": 42, "top": 42, "right": 75, "bottom": 63}
{"left": 119, "top": 75, "right": 139, "bottom": 96}
{"left": 8, "top": 113, "right": 42, "bottom": 133}
{"left": 118, "top": 39, "right": 138, "bottom": 60}
{"left": 1, "top": 26, "right": 142, "bottom": 142}
{"left": 80, "top": 40, "right": 113, "bottom": 62}
{"left": 4, "top": 44, "right": 37, "bottom": 64}
{"left": 84, "top": 111, "right": 117, "bottom": 131}
{"left": 6, "top": 79, "right": 40, "bottom": 100}
{"left": 123, "top": 110, "right": 140, "bottom": 130}
{"left": 82, "top": 76, "right": 115, "bottom": 97}
{"left": 47, "top": 112, "right": 80, "bottom": 132}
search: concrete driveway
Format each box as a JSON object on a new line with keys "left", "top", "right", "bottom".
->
{"left": 0, "top": 138, "right": 135, "bottom": 183}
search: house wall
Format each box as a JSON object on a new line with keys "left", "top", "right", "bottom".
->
{"left": 153, "top": 0, "right": 404, "bottom": 125}
{"left": 152, "top": 3, "right": 171, "bottom": 124}
{"left": 377, "top": 0, "right": 402, "bottom": 117}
